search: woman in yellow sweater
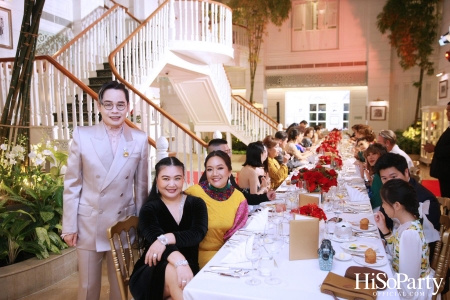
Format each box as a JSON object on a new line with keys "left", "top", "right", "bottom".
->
{"left": 263, "top": 135, "right": 289, "bottom": 190}
{"left": 184, "top": 151, "right": 248, "bottom": 268}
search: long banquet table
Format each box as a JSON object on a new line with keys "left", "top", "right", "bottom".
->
{"left": 184, "top": 164, "right": 400, "bottom": 300}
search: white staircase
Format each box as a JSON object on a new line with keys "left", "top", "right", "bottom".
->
{"left": 0, "top": 0, "right": 280, "bottom": 185}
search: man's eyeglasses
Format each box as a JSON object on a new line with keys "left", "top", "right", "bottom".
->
{"left": 102, "top": 101, "right": 127, "bottom": 111}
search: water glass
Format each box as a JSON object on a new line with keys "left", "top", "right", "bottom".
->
{"left": 245, "top": 235, "right": 261, "bottom": 286}
{"left": 262, "top": 236, "right": 285, "bottom": 285}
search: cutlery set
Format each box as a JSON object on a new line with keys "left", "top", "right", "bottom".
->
{"left": 204, "top": 266, "right": 252, "bottom": 278}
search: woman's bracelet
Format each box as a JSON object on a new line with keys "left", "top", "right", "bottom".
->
{"left": 174, "top": 259, "right": 188, "bottom": 268}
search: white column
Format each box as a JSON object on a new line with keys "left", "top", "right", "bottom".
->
{"left": 73, "top": 1, "right": 82, "bottom": 35}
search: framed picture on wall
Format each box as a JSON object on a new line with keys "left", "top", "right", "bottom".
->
{"left": 0, "top": 7, "right": 13, "bottom": 49}
{"left": 370, "top": 106, "right": 386, "bottom": 121}
{"left": 439, "top": 80, "right": 448, "bottom": 99}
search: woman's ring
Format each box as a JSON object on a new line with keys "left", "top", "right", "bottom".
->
{"left": 153, "top": 253, "right": 157, "bottom": 258}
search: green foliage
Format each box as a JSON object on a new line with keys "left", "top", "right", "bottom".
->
{"left": 228, "top": 0, "right": 291, "bottom": 103}
{"left": 0, "top": 137, "right": 68, "bottom": 264}
{"left": 395, "top": 125, "right": 421, "bottom": 154}
{"left": 377, "top": 0, "right": 440, "bottom": 123}
{"left": 232, "top": 135, "right": 248, "bottom": 152}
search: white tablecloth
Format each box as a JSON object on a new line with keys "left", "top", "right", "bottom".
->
{"left": 184, "top": 170, "right": 400, "bottom": 300}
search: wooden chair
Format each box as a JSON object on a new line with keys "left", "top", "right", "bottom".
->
{"left": 431, "top": 216, "right": 450, "bottom": 300}
{"left": 107, "top": 216, "right": 141, "bottom": 300}
{"left": 438, "top": 197, "right": 450, "bottom": 216}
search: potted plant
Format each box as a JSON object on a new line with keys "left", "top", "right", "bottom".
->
{"left": 0, "top": 137, "right": 68, "bottom": 265}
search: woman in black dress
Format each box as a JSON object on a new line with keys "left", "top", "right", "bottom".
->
{"left": 129, "top": 157, "right": 208, "bottom": 300}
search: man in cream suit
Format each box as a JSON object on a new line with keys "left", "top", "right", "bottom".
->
{"left": 62, "top": 81, "right": 148, "bottom": 300}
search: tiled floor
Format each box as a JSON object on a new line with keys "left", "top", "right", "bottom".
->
{"left": 19, "top": 159, "right": 436, "bottom": 300}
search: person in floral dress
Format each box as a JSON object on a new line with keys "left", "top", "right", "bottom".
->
{"left": 374, "top": 179, "right": 435, "bottom": 300}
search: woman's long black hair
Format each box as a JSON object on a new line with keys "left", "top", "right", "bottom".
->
{"left": 380, "top": 179, "right": 419, "bottom": 219}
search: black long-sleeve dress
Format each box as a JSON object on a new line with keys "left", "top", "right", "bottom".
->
{"left": 129, "top": 195, "right": 208, "bottom": 300}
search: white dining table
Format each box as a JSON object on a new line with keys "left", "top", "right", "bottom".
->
{"left": 184, "top": 167, "right": 401, "bottom": 300}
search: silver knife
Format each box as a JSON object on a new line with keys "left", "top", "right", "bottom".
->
{"left": 204, "top": 270, "right": 241, "bottom": 278}
{"left": 209, "top": 266, "right": 252, "bottom": 271}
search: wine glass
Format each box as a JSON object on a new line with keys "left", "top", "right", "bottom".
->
{"left": 262, "top": 236, "right": 285, "bottom": 285}
{"left": 298, "top": 180, "right": 307, "bottom": 194}
{"left": 333, "top": 199, "right": 344, "bottom": 220}
{"left": 245, "top": 235, "right": 261, "bottom": 286}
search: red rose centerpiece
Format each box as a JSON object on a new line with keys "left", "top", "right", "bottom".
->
{"left": 291, "top": 203, "right": 327, "bottom": 221}
{"left": 296, "top": 165, "right": 338, "bottom": 192}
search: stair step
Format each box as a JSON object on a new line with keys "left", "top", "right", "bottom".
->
{"left": 96, "top": 69, "right": 112, "bottom": 77}
{"left": 88, "top": 76, "right": 113, "bottom": 86}
{"left": 88, "top": 85, "right": 103, "bottom": 93}
{"left": 103, "top": 62, "right": 111, "bottom": 70}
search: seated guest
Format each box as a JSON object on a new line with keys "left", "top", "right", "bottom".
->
{"left": 363, "top": 143, "right": 387, "bottom": 211}
{"left": 301, "top": 127, "right": 314, "bottom": 149}
{"left": 285, "top": 128, "right": 310, "bottom": 163}
{"left": 355, "top": 137, "right": 370, "bottom": 163}
{"left": 185, "top": 151, "right": 248, "bottom": 268}
{"left": 353, "top": 137, "right": 371, "bottom": 174}
{"left": 130, "top": 157, "right": 208, "bottom": 300}
{"left": 312, "top": 125, "right": 323, "bottom": 144}
{"left": 238, "top": 141, "right": 270, "bottom": 194}
{"left": 274, "top": 131, "right": 302, "bottom": 170}
{"left": 374, "top": 179, "right": 435, "bottom": 299}
{"left": 205, "top": 138, "right": 275, "bottom": 204}
{"left": 262, "top": 136, "right": 289, "bottom": 190}
{"left": 375, "top": 153, "right": 440, "bottom": 233}
{"left": 377, "top": 130, "right": 414, "bottom": 168}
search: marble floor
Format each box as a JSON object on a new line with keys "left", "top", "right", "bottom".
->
{"left": 19, "top": 159, "right": 436, "bottom": 300}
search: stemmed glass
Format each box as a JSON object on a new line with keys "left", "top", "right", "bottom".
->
{"left": 245, "top": 235, "right": 262, "bottom": 285}
{"left": 298, "top": 180, "right": 307, "bottom": 194}
{"left": 333, "top": 199, "right": 344, "bottom": 220}
{"left": 262, "top": 236, "right": 285, "bottom": 285}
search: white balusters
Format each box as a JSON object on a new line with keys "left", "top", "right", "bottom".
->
{"left": 53, "top": 4, "right": 139, "bottom": 84}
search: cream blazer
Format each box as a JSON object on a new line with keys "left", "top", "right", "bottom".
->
{"left": 62, "top": 122, "right": 148, "bottom": 251}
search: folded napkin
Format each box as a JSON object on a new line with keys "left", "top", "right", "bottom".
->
{"left": 245, "top": 207, "right": 269, "bottom": 232}
{"left": 345, "top": 185, "right": 369, "bottom": 202}
{"left": 221, "top": 235, "right": 254, "bottom": 264}
{"left": 344, "top": 157, "right": 356, "bottom": 167}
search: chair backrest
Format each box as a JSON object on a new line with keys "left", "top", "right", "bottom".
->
{"left": 431, "top": 215, "right": 450, "bottom": 270}
{"left": 107, "top": 216, "right": 140, "bottom": 300}
{"left": 437, "top": 197, "right": 450, "bottom": 216}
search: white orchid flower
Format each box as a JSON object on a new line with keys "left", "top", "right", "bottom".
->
{"left": 9, "top": 158, "right": 17, "bottom": 165}
{"left": 60, "top": 165, "right": 67, "bottom": 175}
{"left": 42, "top": 149, "right": 52, "bottom": 156}
{"left": 0, "top": 144, "right": 7, "bottom": 150}
{"left": 28, "top": 151, "right": 37, "bottom": 159}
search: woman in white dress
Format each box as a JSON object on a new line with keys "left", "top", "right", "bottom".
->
{"left": 374, "top": 179, "right": 436, "bottom": 300}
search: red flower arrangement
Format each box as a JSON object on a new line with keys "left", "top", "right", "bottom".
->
{"left": 291, "top": 203, "right": 327, "bottom": 221}
{"left": 318, "top": 155, "right": 343, "bottom": 169}
{"left": 291, "top": 165, "right": 338, "bottom": 193}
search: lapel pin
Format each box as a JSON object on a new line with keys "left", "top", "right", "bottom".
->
{"left": 123, "top": 147, "right": 129, "bottom": 157}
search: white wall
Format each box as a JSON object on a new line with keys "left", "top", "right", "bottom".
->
{"left": 436, "top": 0, "right": 450, "bottom": 107}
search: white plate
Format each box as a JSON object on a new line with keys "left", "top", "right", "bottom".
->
{"left": 351, "top": 225, "right": 377, "bottom": 232}
{"left": 259, "top": 201, "right": 278, "bottom": 208}
{"left": 352, "top": 255, "right": 388, "bottom": 267}
{"left": 341, "top": 242, "right": 378, "bottom": 252}
{"left": 334, "top": 252, "right": 352, "bottom": 261}
{"left": 330, "top": 235, "right": 357, "bottom": 243}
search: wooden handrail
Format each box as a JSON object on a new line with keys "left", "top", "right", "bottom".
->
{"left": 51, "top": 3, "right": 142, "bottom": 58}
{"left": 108, "top": 0, "right": 208, "bottom": 148}
{"left": 0, "top": 55, "right": 156, "bottom": 147}
{"left": 110, "top": 0, "right": 141, "bottom": 23}
{"left": 231, "top": 95, "right": 278, "bottom": 130}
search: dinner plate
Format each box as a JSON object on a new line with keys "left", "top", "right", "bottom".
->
{"left": 330, "top": 235, "right": 357, "bottom": 243}
{"left": 334, "top": 252, "right": 352, "bottom": 261}
{"left": 351, "top": 225, "right": 377, "bottom": 232}
{"left": 352, "top": 255, "right": 388, "bottom": 267}
{"left": 341, "top": 242, "right": 378, "bottom": 252}
{"left": 259, "top": 201, "right": 277, "bottom": 208}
